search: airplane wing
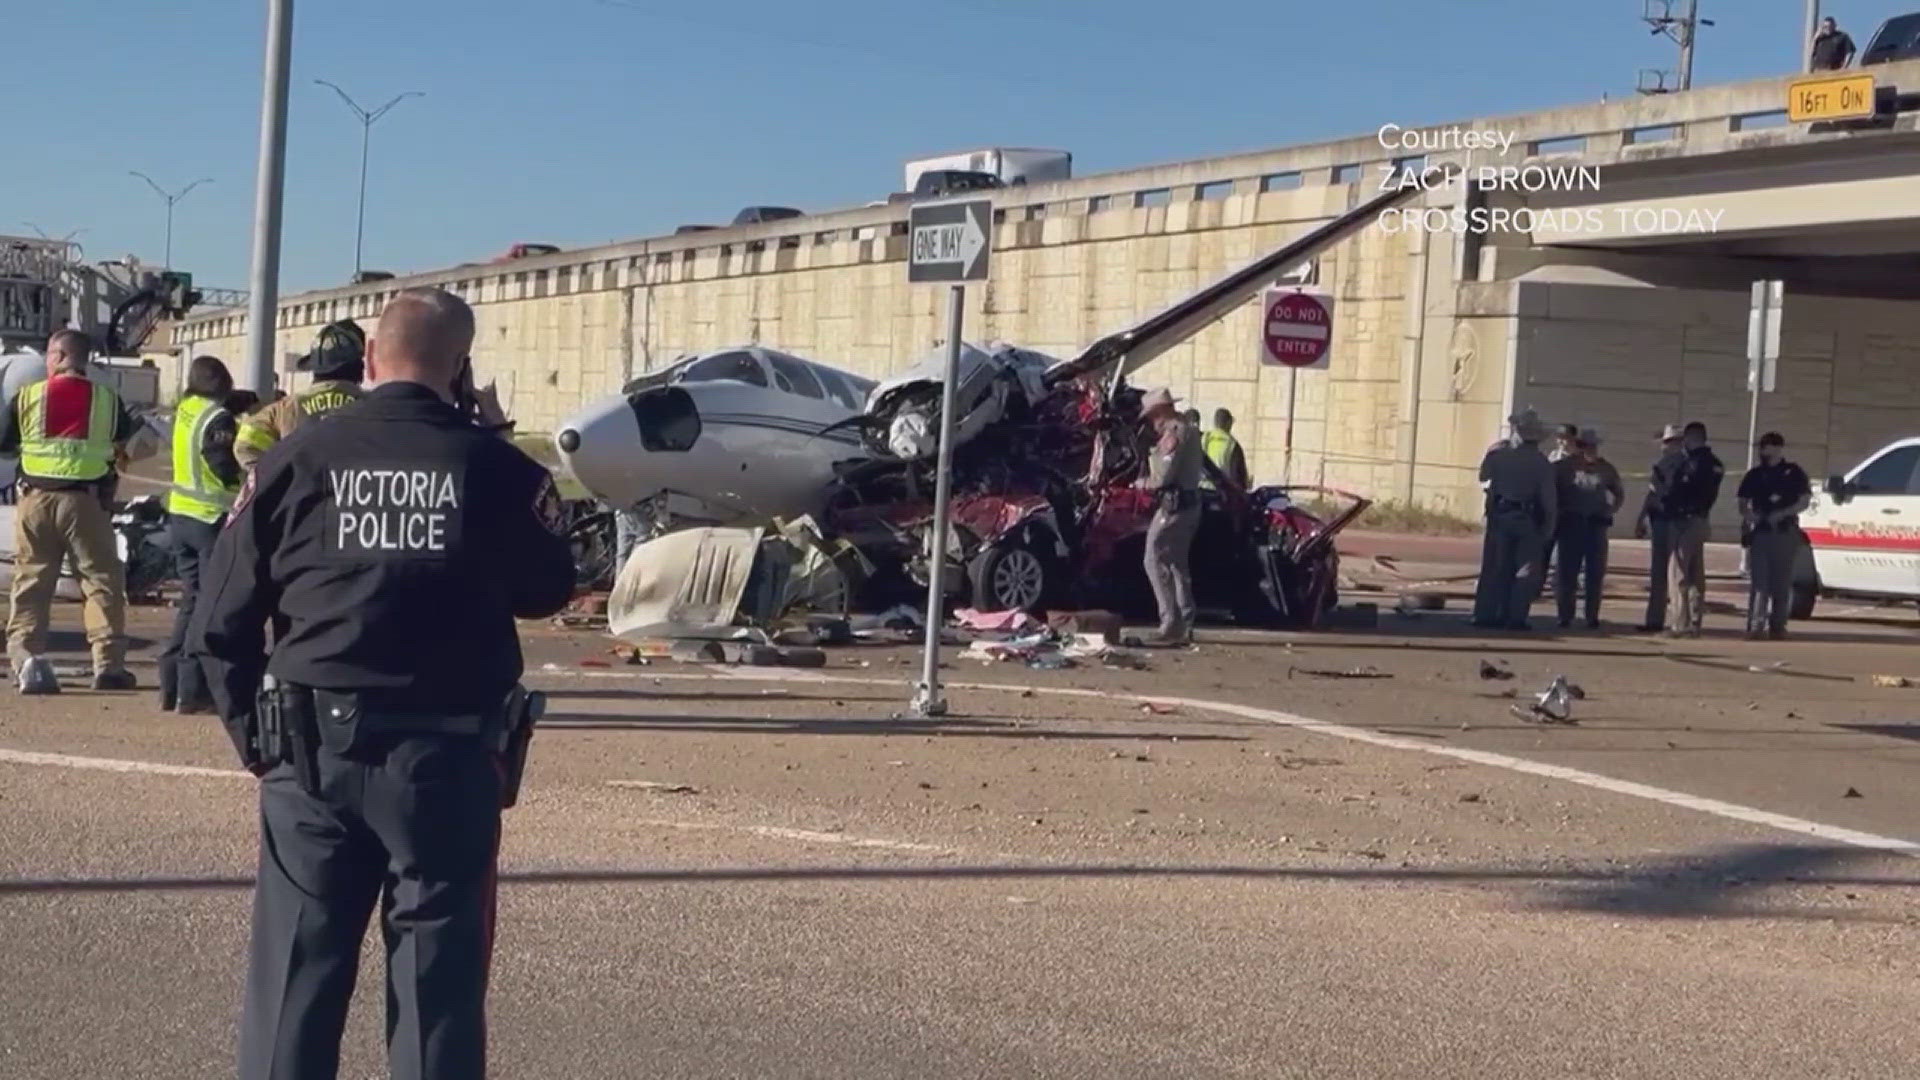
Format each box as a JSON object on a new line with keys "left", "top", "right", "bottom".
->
{"left": 1041, "top": 173, "right": 1449, "bottom": 388}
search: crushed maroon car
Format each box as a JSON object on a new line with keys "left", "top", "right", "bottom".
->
{"left": 822, "top": 371, "right": 1369, "bottom": 628}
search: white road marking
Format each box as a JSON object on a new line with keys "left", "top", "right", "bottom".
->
{"left": 0, "top": 748, "right": 245, "bottom": 779}
{"left": 626, "top": 817, "right": 957, "bottom": 856}
{"left": 536, "top": 668, "right": 1920, "bottom": 859}
{"left": 7, "top": 669, "right": 1914, "bottom": 860}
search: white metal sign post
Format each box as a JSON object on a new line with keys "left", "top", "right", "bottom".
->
{"left": 1259, "top": 288, "right": 1334, "bottom": 483}
{"left": 906, "top": 197, "right": 992, "bottom": 719}
{"left": 1742, "top": 279, "right": 1784, "bottom": 576}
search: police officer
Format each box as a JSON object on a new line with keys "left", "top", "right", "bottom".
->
{"left": 189, "top": 289, "right": 576, "bottom": 1079}
{"left": 1, "top": 330, "right": 142, "bottom": 693}
{"left": 233, "top": 319, "right": 367, "bottom": 468}
{"left": 1552, "top": 428, "right": 1624, "bottom": 629}
{"left": 158, "top": 355, "right": 243, "bottom": 713}
{"left": 1472, "top": 408, "right": 1556, "bottom": 630}
{"left": 1139, "top": 388, "right": 1202, "bottom": 646}
{"left": 1661, "top": 420, "right": 1725, "bottom": 637}
{"left": 1200, "top": 407, "right": 1250, "bottom": 490}
{"left": 1634, "top": 424, "right": 1685, "bottom": 631}
{"left": 1737, "top": 431, "right": 1811, "bottom": 641}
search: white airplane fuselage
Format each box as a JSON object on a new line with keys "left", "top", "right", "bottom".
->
{"left": 553, "top": 347, "right": 875, "bottom": 527}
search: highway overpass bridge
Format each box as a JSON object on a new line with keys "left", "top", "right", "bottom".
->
{"left": 175, "top": 60, "right": 1920, "bottom": 525}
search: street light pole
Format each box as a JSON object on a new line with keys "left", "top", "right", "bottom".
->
{"left": 313, "top": 80, "right": 423, "bottom": 278}
{"left": 243, "top": 0, "right": 294, "bottom": 396}
{"left": 128, "top": 172, "right": 212, "bottom": 269}
{"left": 1803, "top": 0, "right": 1821, "bottom": 72}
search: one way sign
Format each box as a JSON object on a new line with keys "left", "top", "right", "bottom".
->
{"left": 907, "top": 197, "right": 992, "bottom": 284}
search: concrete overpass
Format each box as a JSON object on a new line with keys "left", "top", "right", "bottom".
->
{"left": 174, "top": 60, "right": 1920, "bottom": 525}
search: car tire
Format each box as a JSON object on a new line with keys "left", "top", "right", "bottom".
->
{"left": 1788, "top": 580, "right": 1817, "bottom": 621}
{"left": 970, "top": 540, "right": 1052, "bottom": 614}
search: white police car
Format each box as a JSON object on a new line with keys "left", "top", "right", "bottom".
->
{"left": 1792, "top": 437, "right": 1920, "bottom": 617}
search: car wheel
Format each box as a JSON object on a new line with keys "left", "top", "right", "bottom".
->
{"left": 971, "top": 541, "right": 1050, "bottom": 614}
{"left": 1788, "top": 580, "right": 1817, "bottom": 621}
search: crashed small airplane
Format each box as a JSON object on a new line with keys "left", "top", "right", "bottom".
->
{"left": 556, "top": 178, "right": 1436, "bottom": 623}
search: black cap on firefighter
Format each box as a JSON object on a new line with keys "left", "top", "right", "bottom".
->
{"left": 295, "top": 319, "right": 366, "bottom": 382}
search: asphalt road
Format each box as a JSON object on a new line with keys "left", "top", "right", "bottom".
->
{"left": 3, "top": 596, "right": 1918, "bottom": 1078}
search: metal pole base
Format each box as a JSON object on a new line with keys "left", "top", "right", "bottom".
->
{"left": 910, "top": 683, "right": 948, "bottom": 718}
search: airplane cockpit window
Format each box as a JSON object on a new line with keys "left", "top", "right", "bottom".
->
{"left": 813, "top": 367, "right": 861, "bottom": 409}
{"left": 679, "top": 350, "right": 768, "bottom": 387}
{"left": 765, "top": 353, "right": 825, "bottom": 399}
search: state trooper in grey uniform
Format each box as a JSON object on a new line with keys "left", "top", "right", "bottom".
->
{"left": 1139, "top": 387, "right": 1203, "bottom": 646}
{"left": 1472, "top": 409, "right": 1557, "bottom": 630}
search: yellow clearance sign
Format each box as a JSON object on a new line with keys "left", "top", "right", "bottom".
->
{"left": 1787, "top": 72, "right": 1877, "bottom": 123}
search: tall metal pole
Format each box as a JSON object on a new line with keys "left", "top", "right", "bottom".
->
{"left": 129, "top": 172, "right": 211, "bottom": 271}
{"left": 912, "top": 285, "right": 967, "bottom": 719}
{"left": 244, "top": 0, "right": 294, "bottom": 395}
{"left": 1803, "top": 0, "right": 1821, "bottom": 72}
{"left": 355, "top": 122, "right": 371, "bottom": 276}
{"left": 1678, "top": 0, "right": 1699, "bottom": 90}
{"left": 315, "top": 81, "right": 423, "bottom": 280}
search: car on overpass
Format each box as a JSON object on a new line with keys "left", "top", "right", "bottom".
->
{"left": 1793, "top": 437, "right": 1920, "bottom": 616}
{"left": 1861, "top": 13, "right": 1920, "bottom": 65}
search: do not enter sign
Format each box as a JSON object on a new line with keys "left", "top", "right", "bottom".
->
{"left": 1260, "top": 289, "right": 1333, "bottom": 370}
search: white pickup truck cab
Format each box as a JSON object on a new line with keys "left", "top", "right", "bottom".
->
{"left": 1793, "top": 437, "right": 1920, "bottom": 617}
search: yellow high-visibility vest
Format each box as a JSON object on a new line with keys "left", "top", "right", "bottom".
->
{"left": 17, "top": 377, "right": 119, "bottom": 483}
{"left": 1201, "top": 429, "right": 1240, "bottom": 488}
{"left": 167, "top": 394, "right": 239, "bottom": 523}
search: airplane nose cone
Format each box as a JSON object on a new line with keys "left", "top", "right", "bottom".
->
{"left": 557, "top": 428, "right": 580, "bottom": 453}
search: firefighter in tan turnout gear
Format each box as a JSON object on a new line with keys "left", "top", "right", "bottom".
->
{"left": 233, "top": 319, "right": 366, "bottom": 468}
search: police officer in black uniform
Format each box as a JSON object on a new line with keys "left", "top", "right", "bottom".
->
{"left": 189, "top": 287, "right": 576, "bottom": 1080}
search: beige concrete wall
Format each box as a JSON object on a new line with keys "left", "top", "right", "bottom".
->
{"left": 1510, "top": 280, "right": 1920, "bottom": 535}
{"left": 185, "top": 187, "right": 1453, "bottom": 499}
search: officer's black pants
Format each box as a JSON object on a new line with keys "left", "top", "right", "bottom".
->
{"left": 1554, "top": 516, "right": 1609, "bottom": 625}
{"left": 160, "top": 514, "right": 220, "bottom": 708}
{"left": 242, "top": 735, "right": 502, "bottom": 1080}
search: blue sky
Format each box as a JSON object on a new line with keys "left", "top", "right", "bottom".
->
{"left": 6, "top": 0, "right": 1859, "bottom": 294}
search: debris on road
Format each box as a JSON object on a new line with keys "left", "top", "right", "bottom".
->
{"left": 608, "top": 780, "right": 700, "bottom": 795}
{"left": 953, "top": 607, "right": 1039, "bottom": 633}
{"left": 1844, "top": 787, "right": 1863, "bottom": 798}
{"left": 1512, "top": 675, "right": 1577, "bottom": 724}
{"left": 1139, "top": 702, "right": 1178, "bottom": 716}
{"left": 1458, "top": 793, "right": 1483, "bottom": 803}
{"left": 1047, "top": 609, "right": 1122, "bottom": 645}
{"left": 1747, "top": 661, "right": 1789, "bottom": 674}
{"left": 1289, "top": 665, "right": 1391, "bottom": 680}
{"left": 1868, "top": 674, "right": 1913, "bottom": 689}
{"left": 1478, "top": 660, "right": 1514, "bottom": 681}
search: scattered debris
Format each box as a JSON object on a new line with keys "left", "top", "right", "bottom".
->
{"left": 1844, "top": 787, "right": 1863, "bottom": 799}
{"left": 607, "top": 780, "right": 699, "bottom": 795}
{"left": 1047, "top": 609, "right": 1122, "bottom": 645}
{"left": 1512, "top": 675, "right": 1577, "bottom": 724}
{"left": 1395, "top": 592, "right": 1446, "bottom": 614}
{"left": 1748, "top": 661, "right": 1789, "bottom": 674}
{"left": 953, "top": 607, "right": 1039, "bottom": 633}
{"left": 1478, "top": 660, "right": 1514, "bottom": 681}
{"left": 577, "top": 658, "right": 611, "bottom": 669}
{"left": 1458, "top": 793, "right": 1483, "bottom": 803}
{"left": 1289, "top": 665, "right": 1391, "bottom": 680}
{"left": 1005, "top": 896, "right": 1038, "bottom": 905}
{"left": 1027, "top": 653, "right": 1072, "bottom": 671}
{"left": 1139, "top": 702, "right": 1179, "bottom": 716}
{"left": 1869, "top": 675, "right": 1913, "bottom": 689}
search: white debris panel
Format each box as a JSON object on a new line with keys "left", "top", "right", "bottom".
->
{"left": 606, "top": 516, "right": 865, "bottom": 642}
